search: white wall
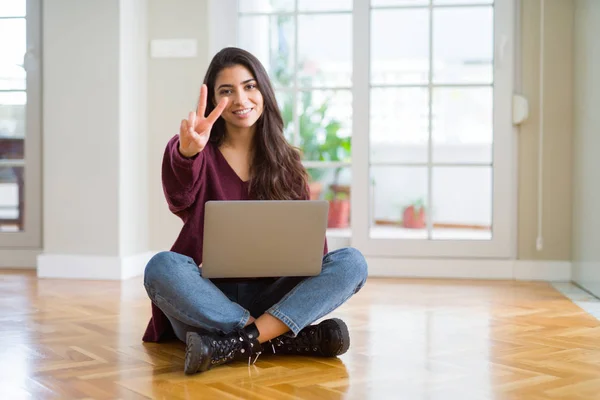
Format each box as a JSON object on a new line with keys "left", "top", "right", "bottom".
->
{"left": 39, "top": 0, "right": 151, "bottom": 279}
{"left": 148, "top": 0, "right": 211, "bottom": 251}
{"left": 572, "top": 0, "right": 600, "bottom": 297}
{"left": 518, "top": 0, "right": 574, "bottom": 261}
{"left": 42, "top": 0, "right": 121, "bottom": 256}
{"left": 119, "top": 0, "right": 149, "bottom": 257}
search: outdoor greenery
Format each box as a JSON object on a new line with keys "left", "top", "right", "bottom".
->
{"left": 272, "top": 16, "right": 351, "bottom": 185}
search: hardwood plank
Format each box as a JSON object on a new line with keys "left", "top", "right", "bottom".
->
{"left": 1, "top": 271, "right": 600, "bottom": 399}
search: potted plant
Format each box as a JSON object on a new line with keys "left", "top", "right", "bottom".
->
{"left": 278, "top": 92, "right": 333, "bottom": 199}
{"left": 326, "top": 190, "right": 350, "bottom": 228}
{"left": 274, "top": 68, "right": 351, "bottom": 201}
{"left": 271, "top": 22, "right": 351, "bottom": 212}
{"left": 402, "top": 198, "right": 426, "bottom": 229}
{"left": 297, "top": 93, "right": 351, "bottom": 229}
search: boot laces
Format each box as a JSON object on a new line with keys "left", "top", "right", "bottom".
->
{"left": 273, "top": 325, "right": 321, "bottom": 353}
{"left": 211, "top": 330, "right": 261, "bottom": 366}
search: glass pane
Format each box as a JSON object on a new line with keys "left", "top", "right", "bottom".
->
{"left": 298, "top": 0, "right": 352, "bottom": 11}
{"left": 275, "top": 90, "right": 294, "bottom": 143}
{"left": 432, "top": 87, "right": 492, "bottom": 164}
{"left": 0, "top": 19, "right": 26, "bottom": 90}
{"left": 306, "top": 167, "right": 351, "bottom": 229}
{"left": 434, "top": 0, "right": 492, "bottom": 4}
{"left": 0, "top": 0, "right": 25, "bottom": 17}
{"left": 433, "top": 7, "right": 493, "bottom": 84}
{"left": 238, "top": 15, "right": 294, "bottom": 88}
{"left": 239, "top": 0, "right": 294, "bottom": 13}
{"left": 0, "top": 92, "right": 26, "bottom": 140}
{"left": 370, "top": 167, "right": 428, "bottom": 239}
{"left": 298, "top": 14, "right": 352, "bottom": 87}
{"left": 0, "top": 166, "right": 23, "bottom": 232}
{"left": 431, "top": 167, "right": 491, "bottom": 240}
{"left": 371, "top": 9, "right": 429, "bottom": 85}
{"left": 0, "top": 62, "right": 25, "bottom": 90}
{"left": 298, "top": 90, "right": 352, "bottom": 161}
{"left": 370, "top": 88, "right": 428, "bottom": 163}
{"left": 372, "top": 0, "right": 428, "bottom": 5}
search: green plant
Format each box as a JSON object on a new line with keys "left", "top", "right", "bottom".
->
{"left": 298, "top": 91, "right": 351, "bottom": 183}
{"left": 325, "top": 190, "right": 349, "bottom": 201}
{"left": 271, "top": 16, "right": 351, "bottom": 185}
{"left": 403, "top": 198, "right": 426, "bottom": 216}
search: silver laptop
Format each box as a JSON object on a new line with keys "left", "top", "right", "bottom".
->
{"left": 201, "top": 200, "right": 329, "bottom": 279}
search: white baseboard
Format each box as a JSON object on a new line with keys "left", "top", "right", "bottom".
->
{"left": 37, "top": 251, "right": 154, "bottom": 280}
{"left": 326, "top": 234, "right": 351, "bottom": 251}
{"left": 0, "top": 249, "right": 41, "bottom": 268}
{"left": 572, "top": 261, "right": 600, "bottom": 298}
{"left": 513, "top": 260, "right": 572, "bottom": 281}
{"left": 367, "top": 257, "right": 572, "bottom": 282}
{"left": 121, "top": 251, "right": 155, "bottom": 280}
{"left": 7, "top": 248, "right": 572, "bottom": 282}
{"left": 367, "top": 258, "right": 513, "bottom": 279}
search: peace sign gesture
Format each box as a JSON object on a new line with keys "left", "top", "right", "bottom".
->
{"left": 178, "top": 84, "right": 228, "bottom": 158}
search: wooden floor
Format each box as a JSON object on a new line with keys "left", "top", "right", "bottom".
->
{"left": 1, "top": 271, "right": 600, "bottom": 400}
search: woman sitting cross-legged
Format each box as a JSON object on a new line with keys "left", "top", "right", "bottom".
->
{"left": 142, "top": 47, "right": 368, "bottom": 375}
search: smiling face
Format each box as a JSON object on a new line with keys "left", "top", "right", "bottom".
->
{"left": 213, "top": 64, "right": 264, "bottom": 132}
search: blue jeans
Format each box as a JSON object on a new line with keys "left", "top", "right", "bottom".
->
{"left": 143, "top": 247, "right": 368, "bottom": 342}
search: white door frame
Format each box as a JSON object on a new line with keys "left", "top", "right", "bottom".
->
{"left": 0, "top": 0, "right": 42, "bottom": 249}
{"left": 351, "top": 0, "right": 517, "bottom": 259}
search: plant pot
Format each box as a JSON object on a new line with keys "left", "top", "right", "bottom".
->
{"left": 328, "top": 199, "right": 350, "bottom": 228}
{"left": 308, "top": 181, "right": 323, "bottom": 200}
{"left": 402, "top": 206, "right": 425, "bottom": 229}
{"left": 329, "top": 184, "right": 350, "bottom": 196}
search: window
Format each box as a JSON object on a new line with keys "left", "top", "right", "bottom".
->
{"left": 368, "top": 1, "right": 495, "bottom": 241}
{"left": 237, "top": 1, "right": 354, "bottom": 230}
{"left": 0, "top": 0, "right": 41, "bottom": 247}
{"left": 228, "top": 0, "right": 514, "bottom": 258}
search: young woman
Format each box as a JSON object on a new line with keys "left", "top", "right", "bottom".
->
{"left": 143, "top": 47, "right": 368, "bottom": 375}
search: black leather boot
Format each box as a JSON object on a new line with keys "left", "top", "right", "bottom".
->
{"left": 266, "top": 318, "right": 350, "bottom": 357}
{"left": 184, "top": 323, "right": 262, "bottom": 375}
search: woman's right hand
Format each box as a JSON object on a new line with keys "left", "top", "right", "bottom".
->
{"left": 178, "top": 84, "right": 228, "bottom": 158}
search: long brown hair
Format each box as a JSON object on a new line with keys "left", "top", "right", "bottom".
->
{"left": 203, "top": 47, "right": 309, "bottom": 200}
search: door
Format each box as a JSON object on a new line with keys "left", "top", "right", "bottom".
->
{"left": 351, "top": 0, "right": 515, "bottom": 258}
{"left": 0, "top": 0, "right": 42, "bottom": 248}
{"left": 223, "top": 0, "right": 515, "bottom": 259}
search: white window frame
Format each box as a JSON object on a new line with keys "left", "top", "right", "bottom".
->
{"left": 352, "top": 0, "right": 516, "bottom": 259}
{"left": 0, "top": 0, "right": 42, "bottom": 249}
{"left": 211, "top": 0, "right": 516, "bottom": 259}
